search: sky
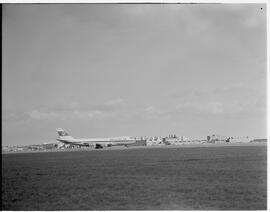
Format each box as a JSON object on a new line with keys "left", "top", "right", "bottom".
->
{"left": 2, "top": 4, "right": 267, "bottom": 145}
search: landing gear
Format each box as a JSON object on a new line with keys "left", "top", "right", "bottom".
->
{"left": 95, "top": 144, "right": 103, "bottom": 149}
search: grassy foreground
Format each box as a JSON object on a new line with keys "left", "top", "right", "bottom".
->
{"left": 2, "top": 145, "right": 267, "bottom": 210}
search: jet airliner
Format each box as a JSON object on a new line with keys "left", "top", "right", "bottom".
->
{"left": 56, "top": 128, "right": 136, "bottom": 148}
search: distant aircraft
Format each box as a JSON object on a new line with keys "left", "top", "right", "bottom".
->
{"left": 56, "top": 128, "right": 136, "bottom": 149}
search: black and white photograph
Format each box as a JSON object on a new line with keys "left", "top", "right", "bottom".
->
{"left": 2, "top": 2, "right": 267, "bottom": 210}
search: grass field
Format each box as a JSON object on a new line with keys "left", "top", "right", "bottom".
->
{"left": 2, "top": 145, "right": 267, "bottom": 210}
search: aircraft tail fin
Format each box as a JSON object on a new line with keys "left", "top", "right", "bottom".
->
{"left": 56, "top": 128, "right": 70, "bottom": 137}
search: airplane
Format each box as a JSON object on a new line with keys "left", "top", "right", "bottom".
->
{"left": 56, "top": 128, "right": 137, "bottom": 149}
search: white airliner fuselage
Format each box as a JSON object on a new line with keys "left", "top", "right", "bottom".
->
{"left": 56, "top": 128, "right": 136, "bottom": 148}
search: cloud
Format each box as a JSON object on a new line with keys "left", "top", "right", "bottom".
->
{"left": 172, "top": 89, "right": 210, "bottom": 99}
{"left": 139, "top": 106, "right": 171, "bottom": 120}
{"left": 206, "top": 102, "right": 224, "bottom": 115}
{"left": 92, "top": 98, "right": 125, "bottom": 112}
{"left": 105, "top": 98, "right": 124, "bottom": 106}
{"left": 28, "top": 110, "right": 66, "bottom": 120}
{"left": 23, "top": 98, "right": 126, "bottom": 121}
{"left": 26, "top": 108, "right": 107, "bottom": 121}
{"left": 2, "top": 112, "right": 29, "bottom": 122}
{"left": 143, "top": 106, "right": 155, "bottom": 113}
{"left": 172, "top": 82, "right": 265, "bottom": 110}
{"left": 176, "top": 101, "right": 244, "bottom": 116}
{"left": 72, "top": 110, "right": 105, "bottom": 120}
{"left": 69, "top": 101, "right": 80, "bottom": 109}
{"left": 72, "top": 98, "right": 125, "bottom": 120}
